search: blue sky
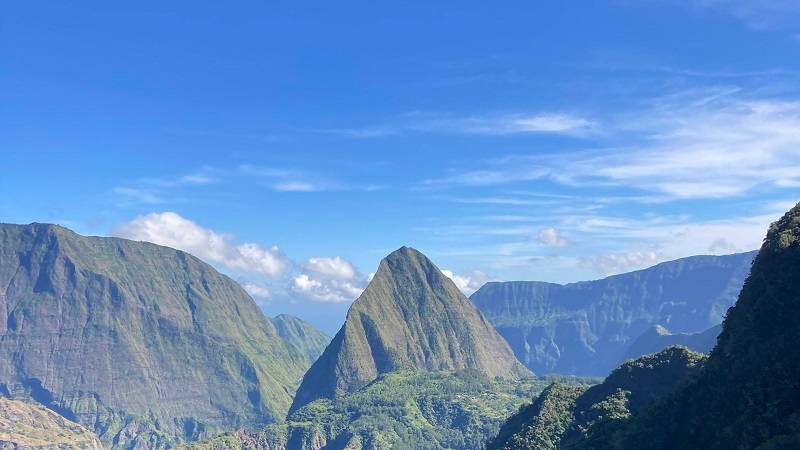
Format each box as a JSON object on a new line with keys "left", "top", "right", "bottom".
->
{"left": 3, "top": 1, "right": 800, "bottom": 333}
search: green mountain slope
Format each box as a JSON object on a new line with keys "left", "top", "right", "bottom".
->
{"left": 489, "top": 202, "right": 800, "bottom": 449}
{"left": 272, "top": 314, "right": 330, "bottom": 364}
{"left": 0, "top": 396, "right": 104, "bottom": 449}
{"left": 470, "top": 251, "right": 755, "bottom": 376}
{"left": 622, "top": 324, "right": 720, "bottom": 362}
{"left": 188, "top": 371, "right": 581, "bottom": 450}
{"left": 291, "top": 247, "right": 530, "bottom": 412}
{"left": 0, "top": 223, "right": 310, "bottom": 448}
{"left": 487, "top": 346, "right": 705, "bottom": 450}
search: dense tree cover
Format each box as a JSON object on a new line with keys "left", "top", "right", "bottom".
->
{"left": 486, "top": 347, "right": 705, "bottom": 450}
{"left": 189, "top": 371, "right": 596, "bottom": 450}
{"left": 489, "top": 202, "right": 800, "bottom": 449}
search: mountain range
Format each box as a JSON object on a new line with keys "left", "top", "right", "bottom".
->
{"left": 487, "top": 202, "right": 800, "bottom": 449}
{"left": 0, "top": 223, "right": 322, "bottom": 448}
{"left": 470, "top": 251, "right": 755, "bottom": 375}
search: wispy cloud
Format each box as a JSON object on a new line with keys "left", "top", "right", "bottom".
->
{"left": 317, "top": 112, "right": 597, "bottom": 139}
{"left": 427, "top": 90, "right": 800, "bottom": 200}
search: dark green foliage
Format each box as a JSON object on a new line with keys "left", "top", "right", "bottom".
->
{"left": 489, "top": 202, "right": 800, "bottom": 449}
{"left": 192, "top": 371, "right": 579, "bottom": 450}
{"left": 602, "top": 203, "right": 800, "bottom": 449}
{"left": 471, "top": 252, "right": 754, "bottom": 375}
{"left": 487, "top": 383, "right": 586, "bottom": 450}
{"left": 486, "top": 347, "right": 706, "bottom": 450}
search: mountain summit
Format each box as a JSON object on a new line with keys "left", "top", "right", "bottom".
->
{"left": 291, "top": 246, "right": 530, "bottom": 411}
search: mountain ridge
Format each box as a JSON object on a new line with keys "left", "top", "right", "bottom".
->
{"left": 471, "top": 251, "right": 755, "bottom": 375}
{"left": 291, "top": 246, "right": 530, "bottom": 412}
{"left": 0, "top": 222, "right": 312, "bottom": 448}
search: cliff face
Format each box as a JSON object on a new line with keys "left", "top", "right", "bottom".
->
{"left": 471, "top": 251, "right": 755, "bottom": 375}
{"left": 0, "top": 396, "right": 104, "bottom": 450}
{"left": 291, "top": 247, "right": 530, "bottom": 411}
{"left": 0, "top": 223, "right": 309, "bottom": 447}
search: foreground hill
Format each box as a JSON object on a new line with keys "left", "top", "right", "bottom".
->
{"left": 0, "top": 223, "right": 310, "bottom": 448}
{"left": 291, "top": 247, "right": 530, "bottom": 411}
{"left": 0, "top": 397, "right": 103, "bottom": 449}
{"left": 471, "top": 251, "right": 755, "bottom": 375}
{"left": 488, "top": 202, "right": 800, "bottom": 449}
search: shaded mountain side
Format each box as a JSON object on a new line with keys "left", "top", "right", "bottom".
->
{"left": 596, "top": 202, "right": 800, "bottom": 449}
{"left": 0, "top": 396, "right": 104, "bottom": 450}
{"left": 486, "top": 347, "right": 706, "bottom": 450}
{"left": 272, "top": 314, "right": 331, "bottom": 365}
{"left": 471, "top": 251, "right": 755, "bottom": 376}
{"left": 291, "top": 247, "right": 530, "bottom": 412}
{"left": 489, "top": 202, "right": 800, "bottom": 449}
{"left": 0, "top": 223, "right": 310, "bottom": 448}
{"left": 623, "top": 324, "right": 720, "bottom": 362}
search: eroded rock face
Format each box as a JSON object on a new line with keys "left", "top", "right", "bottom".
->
{"left": 291, "top": 247, "right": 530, "bottom": 411}
{"left": 0, "top": 223, "right": 310, "bottom": 447}
{"left": 0, "top": 396, "right": 104, "bottom": 450}
{"left": 471, "top": 251, "right": 755, "bottom": 376}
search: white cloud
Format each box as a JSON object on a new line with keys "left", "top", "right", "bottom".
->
{"left": 272, "top": 181, "right": 319, "bottom": 192}
{"left": 292, "top": 255, "right": 367, "bottom": 303}
{"left": 429, "top": 93, "right": 800, "bottom": 200}
{"left": 583, "top": 250, "right": 663, "bottom": 276}
{"left": 323, "top": 112, "right": 596, "bottom": 139}
{"left": 112, "top": 212, "right": 288, "bottom": 277}
{"left": 435, "top": 113, "right": 597, "bottom": 136}
{"left": 538, "top": 227, "right": 571, "bottom": 247}
{"left": 441, "top": 269, "right": 494, "bottom": 296}
{"left": 708, "top": 238, "right": 739, "bottom": 253}
{"left": 305, "top": 256, "right": 358, "bottom": 280}
{"left": 241, "top": 282, "right": 271, "bottom": 299}
{"left": 292, "top": 273, "right": 364, "bottom": 303}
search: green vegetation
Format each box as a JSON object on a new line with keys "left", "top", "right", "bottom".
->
{"left": 489, "top": 202, "right": 800, "bottom": 449}
{"left": 272, "top": 314, "right": 331, "bottom": 364}
{"left": 190, "top": 371, "right": 596, "bottom": 450}
{"left": 486, "top": 346, "right": 705, "bottom": 450}
{"left": 292, "top": 247, "right": 529, "bottom": 412}
{"left": 0, "top": 223, "right": 313, "bottom": 448}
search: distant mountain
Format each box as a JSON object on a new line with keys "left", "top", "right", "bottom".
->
{"left": 0, "top": 223, "right": 310, "bottom": 448}
{"left": 271, "top": 314, "right": 330, "bottom": 364}
{"left": 291, "top": 247, "right": 530, "bottom": 412}
{"left": 0, "top": 397, "right": 103, "bottom": 449}
{"left": 623, "top": 324, "right": 720, "bottom": 362}
{"left": 488, "top": 202, "right": 800, "bottom": 449}
{"left": 471, "top": 251, "right": 755, "bottom": 376}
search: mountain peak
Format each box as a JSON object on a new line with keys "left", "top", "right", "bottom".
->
{"left": 291, "top": 247, "right": 530, "bottom": 411}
